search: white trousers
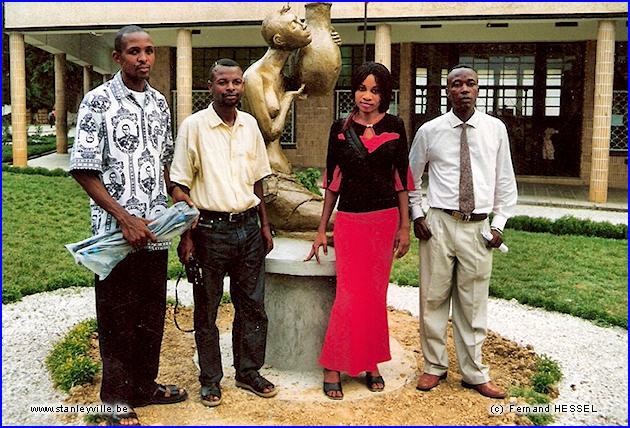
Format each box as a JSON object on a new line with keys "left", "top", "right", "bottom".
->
{"left": 418, "top": 208, "right": 493, "bottom": 385}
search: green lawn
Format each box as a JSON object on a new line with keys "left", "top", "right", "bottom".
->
{"left": 391, "top": 229, "right": 628, "bottom": 328}
{"left": 1, "top": 172, "right": 182, "bottom": 303}
{"left": 2, "top": 171, "right": 628, "bottom": 328}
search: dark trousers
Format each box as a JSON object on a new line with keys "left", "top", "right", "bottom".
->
{"left": 191, "top": 212, "right": 267, "bottom": 386}
{"left": 95, "top": 249, "right": 168, "bottom": 405}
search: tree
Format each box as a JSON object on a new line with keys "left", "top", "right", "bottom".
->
{"left": 2, "top": 33, "right": 84, "bottom": 114}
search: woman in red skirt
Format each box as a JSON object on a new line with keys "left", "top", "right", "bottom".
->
{"left": 305, "top": 62, "right": 414, "bottom": 399}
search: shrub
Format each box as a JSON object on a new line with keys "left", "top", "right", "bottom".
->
{"left": 507, "top": 215, "right": 627, "bottom": 240}
{"left": 532, "top": 354, "right": 562, "bottom": 394}
{"left": 1, "top": 164, "right": 69, "bottom": 177}
{"left": 46, "top": 319, "right": 100, "bottom": 392}
{"left": 295, "top": 168, "right": 322, "bottom": 196}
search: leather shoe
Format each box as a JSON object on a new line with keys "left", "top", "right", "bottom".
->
{"left": 416, "top": 372, "right": 447, "bottom": 391}
{"left": 461, "top": 380, "right": 506, "bottom": 399}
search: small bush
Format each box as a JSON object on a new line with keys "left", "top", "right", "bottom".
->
{"left": 295, "top": 168, "right": 322, "bottom": 196}
{"left": 1, "top": 164, "right": 69, "bottom": 177}
{"left": 46, "top": 319, "right": 100, "bottom": 393}
{"left": 507, "top": 215, "right": 627, "bottom": 240}
{"left": 532, "top": 354, "right": 562, "bottom": 394}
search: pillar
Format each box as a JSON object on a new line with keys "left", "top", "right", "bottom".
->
{"left": 588, "top": 21, "right": 615, "bottom": 203}
{"left": 399, "top": 43, "right": 413, "bottom": 143}
{"left": 9, "top": 33, "right": 27, "bottom": 167}
{"left": 54, "top": 53, "right": 68, "bottom": 153}
{"left": 83, "top": 65, "right": 93, "bottom": 95}
{"left": 176, "top": 29, "right": 193, "bottom": 132}
{"left": 375, "top": 24, "right": 392, "bottom": 71}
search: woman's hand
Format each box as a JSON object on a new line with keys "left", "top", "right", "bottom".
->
{"left": 394, "top": 225, "right": 410, "bottom": 259}
{"left": 304, "top": 231, "right": 328, "bottom": 264}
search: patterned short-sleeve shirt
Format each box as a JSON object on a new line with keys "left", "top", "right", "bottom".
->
{"left": 70, "top": 71, "right": 174, "bottom": 249}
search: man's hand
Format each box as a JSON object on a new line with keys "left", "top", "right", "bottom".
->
{"left": 486, "top": 229, "right": 503, "bottom": 248}
{"left": 413, "top": 217, "right": 432, "bottom": 240}
{"left": 120, "top": 215, "right": 157, "bottom": 250}
{"left": 171, "top": 185, "right": 198, "bottom": 229}
{"left": 261, "top": 224, "right": 274, "bottom": 255}
{"left": 304, "top": 231, "right": 328, "bottom": 264}
{"left": 178, "top": 231, "right": 194, "bottom": 264}
{"left": 394, "top": 226, "right": 410, "bottom": 259}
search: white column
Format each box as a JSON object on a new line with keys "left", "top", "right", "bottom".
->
{"left": 375, "top": 24, "right": 392, "bottom": 71}
{"left": 176, "top": 29, "right": 193, "bottom": 132}
{"left": 588, "top": 21, "right": 615, "bottom": 203}
{"left": 54, "top": 53, "right": 68, "bottom": 154}
{"left": 9, "top": 33, "right": 27, "bottom": 167}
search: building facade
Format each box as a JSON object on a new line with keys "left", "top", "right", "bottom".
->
{"left": 4, "top": 2, "right": 628, "bottom": 200}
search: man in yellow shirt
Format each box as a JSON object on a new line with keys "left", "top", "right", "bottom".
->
{"left": 170, "top": 59, "right": 276, "bottom": 407}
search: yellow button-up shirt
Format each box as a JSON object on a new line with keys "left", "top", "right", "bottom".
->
{"left": 170, "top": 103, "right": 272, "bottom": 213}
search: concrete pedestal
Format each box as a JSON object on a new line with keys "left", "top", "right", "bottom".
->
{"left": 264, "top": 237, "right": 336, "bottom": 371}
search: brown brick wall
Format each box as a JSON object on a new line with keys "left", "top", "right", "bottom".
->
{"left": 399, "top": 43, "right": 413, "bottom": 145}
{"left": 285, "top": 93, "right": 335, "bottom": 168}
{"left": 150, "top": 46, "right": 174, "bottom": 111}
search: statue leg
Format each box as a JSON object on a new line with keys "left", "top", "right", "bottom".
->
{"left": 266, "top": 139, "right": 293, "bottom": 174}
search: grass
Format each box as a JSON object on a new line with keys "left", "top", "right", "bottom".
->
{"left": 508, "top": 354, "right": 563, "bottom": 425}
{"left": 45, "top": 318, "right": 100, "bottom": 392}
{"left": 1, "top": 171, "right": 183, "bottom": 303}
{"left": 2, "top": 171, "right": 627, "bottom": 329}
{"left": 391, "top": 229, "right": 628, "bottom": 328}
{"left": 2, "top": 135, "right": 75, "bottom": 163}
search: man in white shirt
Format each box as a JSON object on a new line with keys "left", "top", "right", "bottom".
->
{"left": 408, "top": 65, "right": 517, "bottom": 399}
{"left": 70, "top": 25, "right": 187, "bottom": 426}
{"left": 170, "top": 59, "right": 276, "bottom": 407}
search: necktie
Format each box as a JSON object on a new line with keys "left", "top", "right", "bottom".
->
{"left": 459, "top": 123, "right": 475, "bottom": 215}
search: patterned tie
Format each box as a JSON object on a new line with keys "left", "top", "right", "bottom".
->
{"left": 459, "top": 123, "right": 475, "bottom": 215}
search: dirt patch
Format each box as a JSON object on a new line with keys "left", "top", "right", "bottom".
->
{"left": 65, "top": 304, "right": 538, "bottom": 425}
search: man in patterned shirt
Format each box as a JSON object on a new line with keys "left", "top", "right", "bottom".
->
{"left": 69, "top": 25, "right": 187, "bottom": 426}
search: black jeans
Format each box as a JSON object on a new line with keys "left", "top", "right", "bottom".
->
{"left": 95, "top": 249, "right": 168, "bottom": 406}
{"left": 192, "top": 211, "right": 267, "bottom": 386}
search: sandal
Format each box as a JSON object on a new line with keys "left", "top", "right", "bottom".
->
{"left": 366, "top": 373, "right": 385, "bottom": 392}
{"left": 235, "top": 372, "right": 278, "bottom": 398}
{"left": 102, "top": 411, "right": 141, "bottom": 426}
{"left": 323, "top": 381, "right": 344, "bottom": 400}
{"left": 132, "top": 383, "right": 188, "bottom": 407}
{"left": 201, "top": 383, "right": 222, "bottom": 407}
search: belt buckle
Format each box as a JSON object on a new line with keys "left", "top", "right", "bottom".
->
{"left": 453, "top": 211, "right": 471, "bottom": 222}
{"left": 228, "top": 212, "right": 237, "bottom": 222}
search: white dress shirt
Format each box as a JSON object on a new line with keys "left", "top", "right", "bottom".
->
{"left": 408, "top": 109, "right": 517, "bottom": 231}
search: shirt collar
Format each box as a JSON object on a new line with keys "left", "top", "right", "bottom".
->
{"left": 446, "top": 108, "right": 480, "bottom": 129}
{"left": 207, "top": 102, "right": 244, "bottom": 129}
{"left": 110, "top": 71, "right": 157, "bottom": 103}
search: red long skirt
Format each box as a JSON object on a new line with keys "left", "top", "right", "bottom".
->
{"left": 318, "top": 207, "right": 399, "bottom": 376}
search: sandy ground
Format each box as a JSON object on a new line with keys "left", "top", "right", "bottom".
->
{"left": 64, "top": 303, "right": 541, "bottom": 426}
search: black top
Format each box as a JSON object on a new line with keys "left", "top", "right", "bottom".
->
{"left": 324, "top": 113, "right": 412, "bottom": 213}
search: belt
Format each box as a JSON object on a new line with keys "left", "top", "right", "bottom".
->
{"left": 199, "top": 207, "right": 257, "bottom": 223}
{"left": 438, "top": 208, "right": 488, "bottom": 222}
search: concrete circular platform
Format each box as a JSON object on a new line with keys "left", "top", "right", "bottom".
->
{"left": 194, "top": 332, "right": 417, "bottom": 402}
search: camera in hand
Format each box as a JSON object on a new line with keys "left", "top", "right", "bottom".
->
{"left": 185, "top": 257, "right": 201, "bottom": 284}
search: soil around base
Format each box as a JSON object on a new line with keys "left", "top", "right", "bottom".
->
{"left": 66, "top": 304, "right": 539, "bottom": 425}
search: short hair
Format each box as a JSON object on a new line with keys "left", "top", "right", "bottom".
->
{"left": 209, "top": 58, "right": 242, "bottom": 81}
{"left": 114, "top": 25, "right": 147, "bottom": 53}
{"left": 448, "top": 64, "right": 477, "bottom": 74}
{"left": 447, "top": 64, "right": 478, "bottom": 86}
{"left": 351, "top": 62, "right": 393, "bottom": 113}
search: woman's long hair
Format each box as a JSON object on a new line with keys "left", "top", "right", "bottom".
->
{"left": 342, "top": 62, "right": 393, "bottom": 132}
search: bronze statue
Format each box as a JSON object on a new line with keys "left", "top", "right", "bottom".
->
{"left": 242, "top": 2, "right": 342, "bottom": 235}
